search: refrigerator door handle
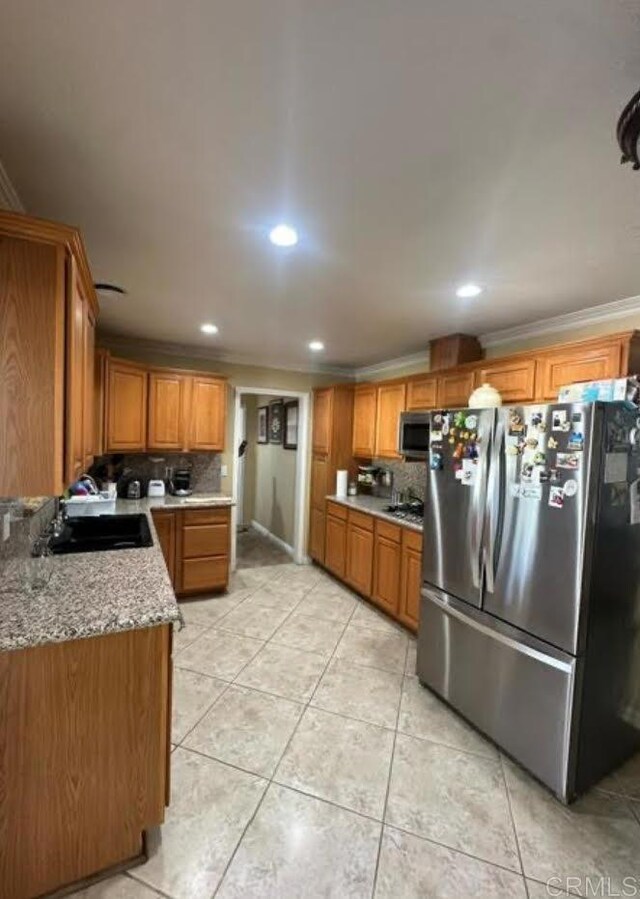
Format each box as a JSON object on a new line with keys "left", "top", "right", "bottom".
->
{"left": 470, "top": 414, "right": 492, "bottom": 588}
{"left": 484, "top": 413, "right": 504, "bottom": 594}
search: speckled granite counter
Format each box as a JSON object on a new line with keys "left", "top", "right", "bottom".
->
{"left": 115, "top": 493, "right": 235, "bottom": 514}
{"left": 0, "top": 498, "right": 236, "bottom": 653}
{"left": 326, "top": 494, "right": 423, "bottom": 533}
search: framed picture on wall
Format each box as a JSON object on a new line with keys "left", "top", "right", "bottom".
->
{"left": 269, "top": 400, "right": 284, "bottom": 444}
{"left": 284, "top": 400, "right": 298, "bottom": 450}
{"left": 257, "top": 406, "right": 269, "bottom": 444}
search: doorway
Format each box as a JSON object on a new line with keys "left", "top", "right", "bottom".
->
{"left": 231, "top": 386, "right": 310, "bottom": 571}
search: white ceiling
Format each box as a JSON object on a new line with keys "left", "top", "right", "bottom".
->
{"left": 1, "top": 0, "right": 640, "bottom": 369}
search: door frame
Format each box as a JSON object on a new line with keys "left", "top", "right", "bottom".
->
{"left": 230, "top": 386, "right": 311, "bottom": 570}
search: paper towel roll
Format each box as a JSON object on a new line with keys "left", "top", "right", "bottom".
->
{"left": 336, "top": 470, "right": 348, "bottom": 497}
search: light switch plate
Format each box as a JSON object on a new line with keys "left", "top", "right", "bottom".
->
{"left": 2, "top": 512, "right": 10, "bottom": 542}
{"left": 221, "top": 464, "right": 228, "bottom": 478}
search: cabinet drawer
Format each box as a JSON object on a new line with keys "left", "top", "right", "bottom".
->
{"left": 182, "top": 523, "right": 229, "bottom": 559}
{"left": 348, "top": 509, "right": 374, "bottom": 532}
{"left": 376, "top": 518, "right": 402, "bottom": 544}
{"left": 326, "top": 501, "right": 348, "bottom": 521}
{"left": 403, "top": 528, "right": 423, "bottom": 553}
{"left": 182, "top": 507, "right": 230, "bottom": 526}
{"left": 181, "top": 557, "right": 229, "bottom": 593}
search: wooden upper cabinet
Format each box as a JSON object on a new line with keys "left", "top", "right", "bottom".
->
{"left": 436, "top": 370, "right": 475, "bottom": 409}
{"left": 148, "top": 370, "right": 188, "bottom": 451}
{"left": 94, "top": 349, "right": 108, "bottom": 458}
{"left": 189, "top": 376, "right": 226, "bottom": 451}
{"left": 312, "top": 388, "right": 333, "bottom": 455}
{"left": 352, "top": 384, "right": 377, "bottom": 458}
{"left": 106, "top": 358, "right": 148, "bottom": 452}
{"left": 536, "top": 340, "right": 623, "bottom": 401}
{"left": 406, "top": 376, "right": 438, "bottom": 411}
{"left": 311, "top": 454, "right": 329, "bottom": 507}
{"left": 65, "top": 260, "right": 86, "bottom": 484}
{"left": 82, "top": 301, "right": 97, "bottom": 470}
{"left": 475, "top": 358, "right": 536, "bottom": 404}
{"left": 374, "top": 382, "right": 406, "bottom": 458}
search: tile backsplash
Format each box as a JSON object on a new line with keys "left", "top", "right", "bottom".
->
{"left": 373, "top": 458, "right": 426, "bottom": 501}
{"left": 90, "top": 453, "right": 222, "bottom": 493}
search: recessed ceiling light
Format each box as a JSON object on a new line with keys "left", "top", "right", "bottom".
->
{"left": 308, "top": 340, "right": 325, "bottom": 352}
{"left": 269, "top": 224, "right": 298, "bottom": 247}
{"left": 456, "top": 283, "right": 483, "bottom": 298}
{"left": 200, "top": 323, "right": 219, "bottom": 335}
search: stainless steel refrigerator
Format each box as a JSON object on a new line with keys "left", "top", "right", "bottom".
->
{"left": 417, "top": 401, "right": 640, "bottom": 801}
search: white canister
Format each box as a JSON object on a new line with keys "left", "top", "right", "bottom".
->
{"left": 468, "top": 382, "right": 502, "bottom": 408}
{"left": 336, "top": 470, "right": 348, "bottom": 497}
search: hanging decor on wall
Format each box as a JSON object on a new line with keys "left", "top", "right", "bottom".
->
{"left": 269, "top": 400, "right": 284, "bottom": 444}
{"left": 617, "top": 87, "right": 640, "bottom": 171}
{"left": 284, "top": 400, "right": 299, "bottom": 450}
{"left": 257, "top": 406, "right": 269, "bottom": 444}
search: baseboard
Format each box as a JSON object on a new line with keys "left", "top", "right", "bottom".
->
{"left": 250, "top": 520, "right": 294, "bottom": 558}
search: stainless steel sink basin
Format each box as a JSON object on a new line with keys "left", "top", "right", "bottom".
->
{"left": 49, "top": 514, "right": 153, "bottom": 554}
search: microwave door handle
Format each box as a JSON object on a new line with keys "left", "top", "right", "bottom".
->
{"left": 470, "top": 416, "right": 491, "bottom": 588}
{"left": 485, "top": 414, "right": 504, "bottom": 594}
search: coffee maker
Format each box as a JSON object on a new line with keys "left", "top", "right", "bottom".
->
{"left": 169, "top": 467, "right": 192, "bottom": 496}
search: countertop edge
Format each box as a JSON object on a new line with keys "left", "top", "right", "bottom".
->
{"left": 326, "top": 494, "right": 424, "bottom": 533}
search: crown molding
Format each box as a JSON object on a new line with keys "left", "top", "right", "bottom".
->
{"left": 480, "top": 294, "right": 640, "bottom": 348}
{"left": 97, "top": 332, "right": 355, "bottom": 379}
{"left": 353, "top": 350, "right": 429, "bottom": 380}
{"left": 0, "top": 159, "right": 24, "bottom": 212}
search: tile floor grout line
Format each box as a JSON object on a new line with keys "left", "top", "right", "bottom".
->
{"left": 499, "top": 751, "right": 527, "bottom": 882}
{"left": 369, "top": 633, "right": 409, "bottom": 897}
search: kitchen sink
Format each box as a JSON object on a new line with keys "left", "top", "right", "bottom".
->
{"left": 49, "top": 514, "right": 153, "bottom": 554}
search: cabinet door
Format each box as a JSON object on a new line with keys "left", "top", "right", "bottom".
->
{"left": 352, "top": 385, "right": 377, "bottom": 458}
{"left": 311, "top": 454, "right": 329, "bottom": 507}
{"left": 346, "top": 521, "right": 374, "bottom": 596}
{"left": 398, "top": 530, "right": 423, "bottom": 632}
{"left": 536, "top": 342, "right": 623, "bottom": 401}
{"left": 152, "top": 511, "right": 176, "bottom": 586}
{"left": 65, "top": 261, "right": 85, "bottom": 484}
{"left": 106, "top": 359, "right": 148, "bottom": 452}
{"left": 309, "top": 506, "right": 326, "bottom": 563}
{"left": 312, "top": 388, "right": 333, "bottom": 455}
{"left": 374, "top": 382, "right": 406, "bottom": 458}
{"left": 148, "top": 371, "right": 188, "bottom": 451}
{"left": 82, "top": 300, "right": 96, "bottom": 470}
{"left": 475, "top": 358, "right": 536, "bottom": 404}
{"left": 436, "top": 370, "right": 475, "bottom": 409}
{"left": 406, "top": 377, "right": 437, "bottom": 411}
{"left": 372, "top": 527, "right": 401, "bottom": 615}
{"left": 94, "top": 349, "right": 108, "bottom": 457}
{"left": 325, "top": 513, "right": 347, "bottom": 579}
{"left": 189, "top": 376, "right": 226, "bottom": 451}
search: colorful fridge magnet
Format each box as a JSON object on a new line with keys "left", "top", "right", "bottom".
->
{"left": 465, "top": 414, "right": 478, "bottom": 430}
{"left": 506, "top": 444, "right": 520, "bottom": 456}
{"left": 549, "top": 468, "right": 559, "bottom": 482}
{"left": 530, "top": 412, "right": 543, "bottom": 427}
{"left": 509, "top": 411, "right": 525, "bottom": 435}
{"left": 563, "top": 479, "right": 578, "bottom": 497}
{"left": 532, "top": 451, "right": 546, "bottom": 465}
{"left": 537, "top": 421, "right": 548, "bottom": 433}
{"left": 521, "top": 484, "right": 542, "bottom": 501}
{"left": 521, "top": 462, "right": 535, "bottom": 481}
{"left": 452, "top": 443, "right": 464, "bottom": 460}
{"left": 557, "top": 452, "right": 579, "bottom": 470}
{"left": 433, "top": 413, "right": 443, "bottom": 426}
{"left": 552, "top": 410, "right": 567, "bottom": 431}
{"left": 525, "top": 436, "right": 539, "bottom": 449}
{"left": 549, "top": 486, "right": 565, "bottom": 509}
{"left": 572, "top": 412, "right": 583, "bottom": 424}
{"left": 567, "top": 432, "right": 584, "bottom": 451}
{"left": 509, "top": 483, "right": 522, "bottom": 499}
{"left": 548, "top": 436, "right": 559, "bottom": 450}
{"left": 442, "top": 419, "right": 450, "bottom": 436}
{"left": 454, "top": 411, "right": 466, "bottom": 428}
{"left": 430, "top": 452, "right": 443, "bottom": 470}
{"left": 538, "top": 469, "right": 551, "bottom": 482}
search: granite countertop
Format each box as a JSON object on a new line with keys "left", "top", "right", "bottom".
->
{"left": 326, "top": 494, "right": 424, "bottom": 533}
{"left": 0, "top": 501, "right": 191, "bottom": 653}
{"left": 120, "top": 493, "right": 235, "bottom": 512}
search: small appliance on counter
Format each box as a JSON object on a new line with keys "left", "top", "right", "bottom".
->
{"left": 169, "top": 467, "right": 192, "bottom": 497}
{"left": 116, "top": 474, "right": 148, "bottom": 500}
{"left": 356, "top": 465, "right": 393, "bottom": 497}
{"left": 147, "top": 457, "right": 166, "bottom": 497}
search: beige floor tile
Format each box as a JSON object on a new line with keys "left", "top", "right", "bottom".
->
{"left": 276, "top": 564, "right": 324, "bottom": 589}
{"left": 171, "top": 667, "right": 227, "bottom": 743}
{"left": 179, "top": 593, "right": 248, "bottom": 627}
{"left": 398, "top": 676, "right": 498, "bottom": 759}
{"left": 174, "top": 629, "right": 264, "bottom": 680}
{"left": 504, "top": 758, "right": 640, "bottom": 892}
{"left": 350, "top": 601, "right": 405, "bottom": 635}
{"left": 70, "top": 874, "right": 161, "bottom": 898}
{"left": 216, "top": 601, "right": 290, "bottom": 639}
{"left": 525, "top": 878, "right": 574, "bottom": 898}
{"left": 375, "top": 826, "right": 527, "bottom": 899}
{"left": 235, "top": 642, "right": 329, "bottom": 701}
{"left": 235, "top": 565, "right": 285, "bottom": 589}
{"left": 295, "top": 588, "right": 358, "bottom": 623}
{"left": 245, "top": 580, "right": 310, "bottom": 610}
{"left": 217, "top": 784, "right": 381, "bottom": 898}
{"left": 600, "top": 753, "right": 640, "bottom": 800}
{"left": 134, "top": 748, "right": 266, "bottom": 899}
{"left": 335, "top": 625, "right": 408, "bottom": 674}
{"left": 275, "top": 707, "right": 394, "bottom": 818}
{"left": 386, "top": 733, "right": 520, "bottom": 871}
{"left": 272, "top": 611, "right": 345, "bottom": 655}
{"left": 172, "top": 621, "right": 209, "bottom": 653}
{"left": 311, "top": 659, "right": 402, "bottom": 728}
{"left": 183, "top": 684, "right": 303, "bottom": 777}
{"left": 405, "top": 638, "right": 417, "bottom": 676}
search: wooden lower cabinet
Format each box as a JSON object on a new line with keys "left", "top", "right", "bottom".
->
{"left": 372, "top": 520, "right": 402, "bottom": 616}
{"left": 324, "top": 503, "right": 348, "bottom": 579}
{"left": 398, "top": 528, "right": 423, "bottom": 631}
{"left": 345, "top": 513, "right": 374, "bottom": 596}
{"left": 0, "top": 625, "right": 171, "bottom": 898}
{"left": 152, "top": 506, "right": 231, "bottom": 596}
{"left": 309, "top": 506, "right": 326, "bottom": 563}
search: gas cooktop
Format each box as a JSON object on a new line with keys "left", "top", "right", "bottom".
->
{"left": 385, "top": 501, "right": 424, "bottom": 526}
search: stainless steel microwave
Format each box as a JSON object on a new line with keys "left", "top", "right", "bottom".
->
{"left": 398, "top": 411, "right": 430, "bottom": 458}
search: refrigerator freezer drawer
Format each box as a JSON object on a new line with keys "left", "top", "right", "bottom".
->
{"left": 417, "top": 587, "right": 579, "bottom": 800}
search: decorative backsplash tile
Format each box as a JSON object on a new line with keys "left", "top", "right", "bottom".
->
{"left": 373, "top": 458, "right": 426, "bottom": 501}
{"left": 91, "top": 453, "right": 222, "bottom": 493}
